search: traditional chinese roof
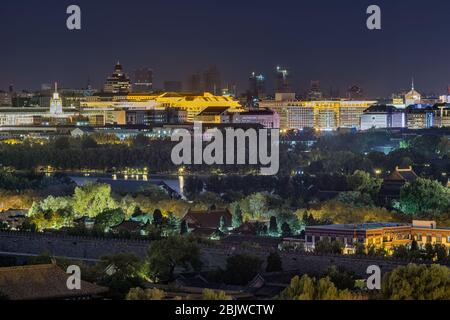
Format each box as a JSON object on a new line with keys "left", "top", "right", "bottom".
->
{"left": 0, "top": 264, "right": 107, "bottom": 300}
{"left": 111, "top": 220, "right": 143, "bottom": 233}
{"left": 182, "top": 209, "right": 232, "bottom": 230}
{"left": 385, "top": 166, "right": 418, "bottom": 182}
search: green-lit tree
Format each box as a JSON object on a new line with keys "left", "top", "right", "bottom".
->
{"left": 381, "top": 264, "right": 450, "bottom": 300}
{"left": 73, "top": 183, "right": 117, "bottom": 218}
{"left": 279, "top": 275, "right": 355, "bottom": 300}
{"left": 232, "top": 204, "right": 243, "bottom": 228}
{"left": 145, "top": 236, "right": 202, "bottom": 283}
{"left": 94, "top": 208, "right": 125, "bottom": 232}
{"left": 96, "top": 253, "right": 143, "bottom": 299}
{"left": 395, "top": 178, "right": 450, "bottom": 216}
{"left": 346, "top": 170, "right": 382, "bottom": 200}
{"left": 322, "top": 266, "right": 355, "bottom": 290}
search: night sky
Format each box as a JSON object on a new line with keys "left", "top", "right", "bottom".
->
{"left": 1, "top": 0, "right": 450, "bottom": 97}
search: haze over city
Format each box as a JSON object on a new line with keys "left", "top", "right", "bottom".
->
{"left": 1, "top": 0, "right": 450, "bottom": 96}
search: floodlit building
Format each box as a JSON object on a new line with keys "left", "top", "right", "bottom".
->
{"left": 227, "top": 109, "right": 280, "bottom": 129}
{"left": 193, "top": 106, "right": 229, "bottom": 124}
{"left": 404, "top": 80, "right": 422, "bottom": 106}
{"left": 305, "top": 220, "right": 450, "bottom": 254}
{"left": 126, "top": 108, "right": 187, "bottom": 125}
{"left": 260, "top": 100, "right": 377, "bottom": 131}
{"left": 248, "top": 72, "right": 266, "bottom": 100}
{"left": 405, "top": 104, "right": 434, "bottom": 129}
{"left": 434, "top": 103, "right": 450, "bottom": 128}
{"left": 360, "top": 105, "right": 406, "bottom": 130}
{"left": 0, "top": 85, "right": 77, "bottom": 126}
{"left": 103, "top": 62, "right": 132, "bottom": 94}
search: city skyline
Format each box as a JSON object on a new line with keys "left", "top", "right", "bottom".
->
{"left": 1, "top": 0, "right": 450, "bottom": 97}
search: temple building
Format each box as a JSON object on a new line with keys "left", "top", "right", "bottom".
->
{"left": 378, "top": 166, "right": 418, "bottom": 207}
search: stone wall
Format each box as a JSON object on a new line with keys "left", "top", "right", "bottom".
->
{"left": 0, "top": 231, "right": 444, "bottom": 277}
{"left": 0, "top": 231, "right": 150, "bottom": 260}
{"left": 201, "top": 246, "right": 418, "bottom": 277}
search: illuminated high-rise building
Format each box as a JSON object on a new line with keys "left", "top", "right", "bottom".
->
{"left": 249, "top": 72, "right": 266, "bottom": 99}
{"left": 104, "top": 61, "right": 132, "bottom": 94}
{"left": 275, "top": 66, "right": 292, "bottom": 93}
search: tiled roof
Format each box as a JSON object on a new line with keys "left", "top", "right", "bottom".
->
{"left": 183, "top": 209, "right": 232, "bottom": 229}
{"left": 0, "top": 264, "right": 107, "bottom": 300}
{"left": 385, "top": 167, "right": 418, "bottom": 182}
{"left": 111, "top": 221, "right": 143, "bottom": 232}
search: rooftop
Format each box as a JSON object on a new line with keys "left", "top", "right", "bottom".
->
{"left": 0, "top": 264, "right": 107, "bottom": 300}
{"left": 307, "top": 222, "right": 409, "bottom": 231}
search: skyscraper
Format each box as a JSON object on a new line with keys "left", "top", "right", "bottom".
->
{"left": 103, "top": 61, "right": 132, "bottom": 94}
{"left": 275, "top": 66, "right": 292, "bottom": 93}
{"left": 249, "top": 72, "right": 266, "bottom": 99}
{"left": 133, "top": 68, "right": 153, "bottom": 93}
{"left": 203, "top": 66, "right": 221, "bottom": 95}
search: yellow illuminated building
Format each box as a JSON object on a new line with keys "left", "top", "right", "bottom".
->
{"left": 306, "top": 220, "right": 450, "bottom": 255}
{"left": 260, "top": 100, "right": 377, "bottom": 130}
{"left": 81, "top": 92, "right": 243, "bottom": 122}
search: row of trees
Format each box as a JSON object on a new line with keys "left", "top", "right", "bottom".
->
{"left": 278, "top": 263, "right": 450, "bottom": 300}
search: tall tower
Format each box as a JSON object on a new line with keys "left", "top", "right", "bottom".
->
{"left": 275, "top": 66, "right": 292, "bottom": 93}
{"left": 50, "top": 82, "right": 63, "bottom": 114}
